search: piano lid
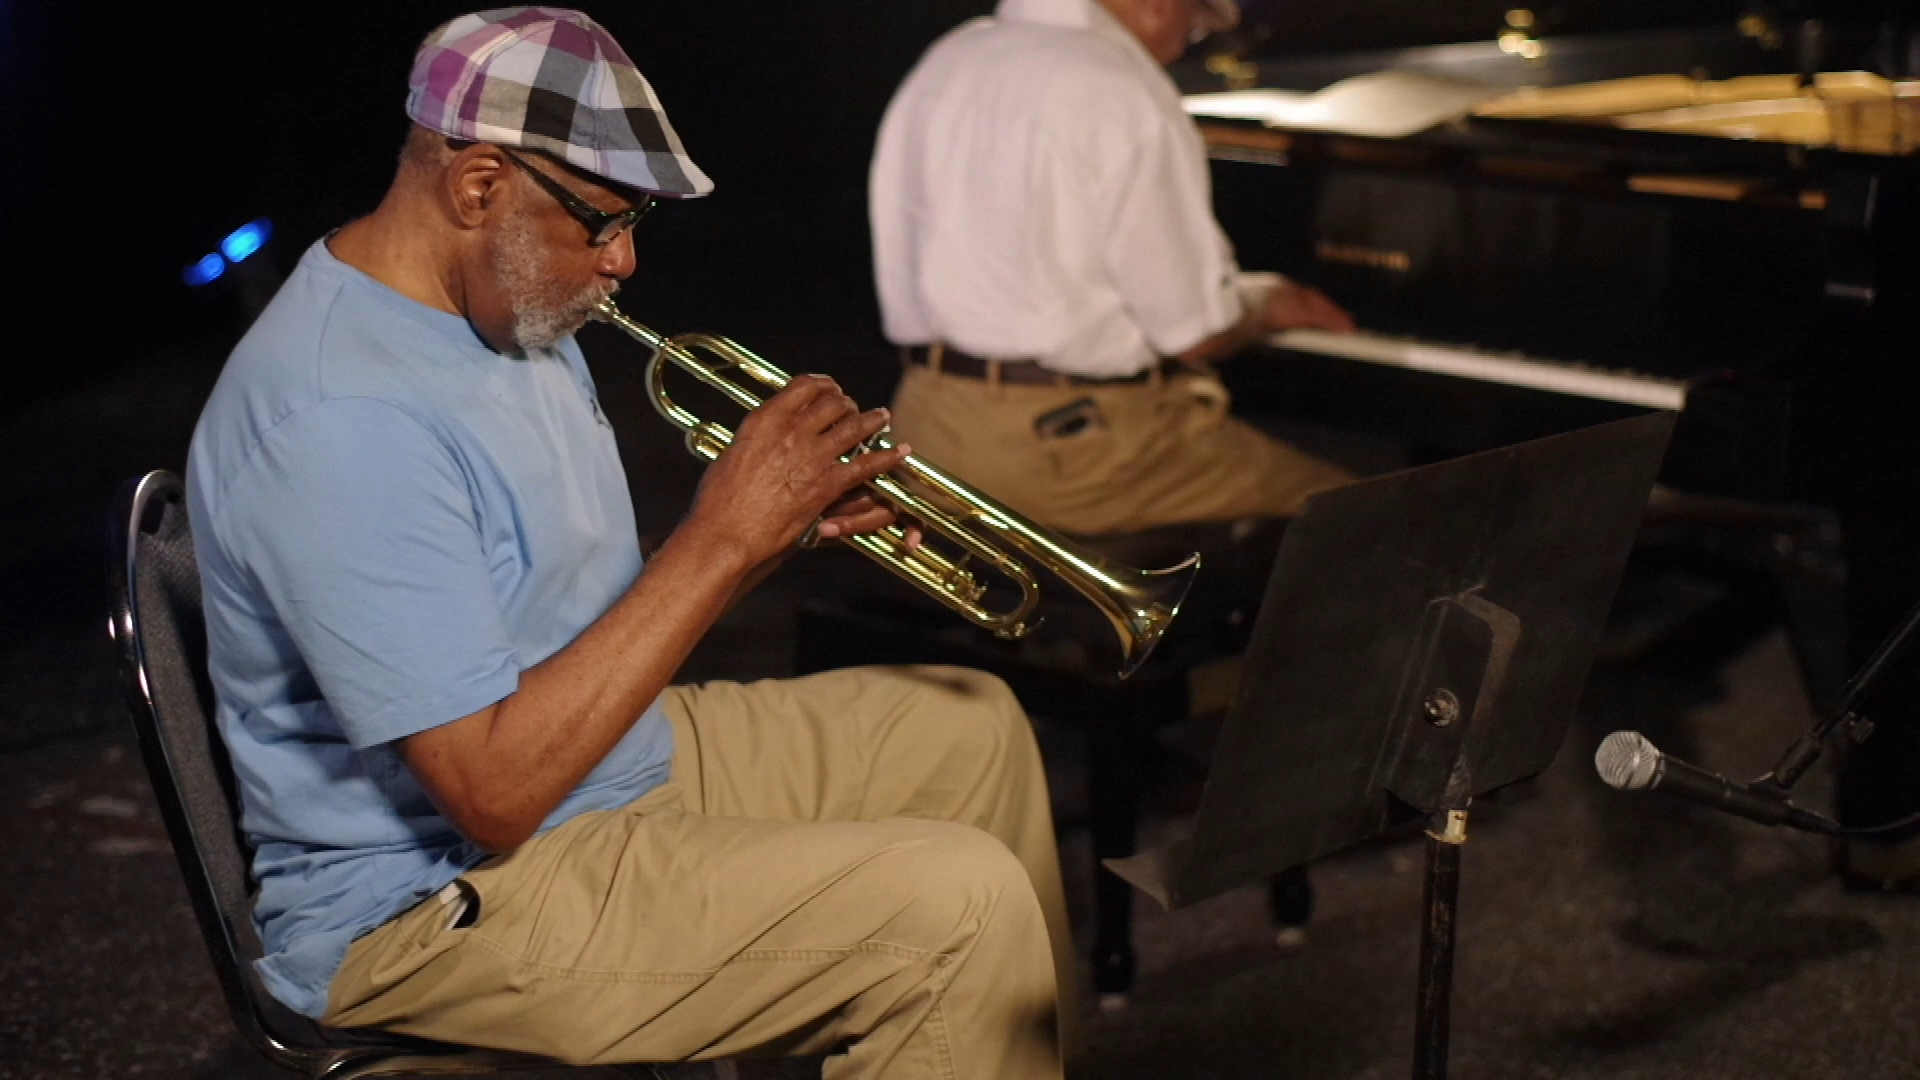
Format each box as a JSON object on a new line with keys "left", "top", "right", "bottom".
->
{"left": 1178, "top": 2, "right": 1920, "bottom": 96}
{"left": 1203, "top": 0, "right": 1918, "bottom": 74}
{"left": 1186, "top": 68, "right": 1920, "bottom": 154}
{"left": 1179, "top": 4, "right": 1920, "bottom": 154}
{"left": 1479, "top": 70, "right": 1920, "bottom": 155}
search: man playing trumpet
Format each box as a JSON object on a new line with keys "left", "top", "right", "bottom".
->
{"left": 185, "top": 8, "right": 1076, "bottom": 1078}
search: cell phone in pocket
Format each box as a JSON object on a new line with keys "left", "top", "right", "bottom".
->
{"left": 1032, "top": 397, "right": 1103, "bottom": 439}
{"left": 440, "top": 879, "right": 480, "bottom": 930}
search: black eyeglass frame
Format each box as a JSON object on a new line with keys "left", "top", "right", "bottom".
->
{"left": 499, "top": 147, "right": 654, "bottom": 246}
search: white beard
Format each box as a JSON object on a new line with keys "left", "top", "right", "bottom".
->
{"left": 490, "top": 206, "right": 615, "bottom": 351}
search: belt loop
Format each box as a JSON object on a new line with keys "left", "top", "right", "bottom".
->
{"left": 986, "top": 358, "right": 1002, "bottom": 390}
{"left": 1148, "top": 360, "right": 1165, "bottom": 389}
{"left": 929, "top": 342, "right": 946, "bottom": 374}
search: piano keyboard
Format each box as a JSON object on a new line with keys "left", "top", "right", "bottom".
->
{"left": 1267, "top": 329, "right": 1689, "bottom": 411}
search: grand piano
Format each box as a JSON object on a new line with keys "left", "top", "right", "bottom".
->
{"left": 1178, "top": 2, "right": 1920, "bottom": 859}
{"left": 1182, "top": 4, "right": 1915, "bottom": 499}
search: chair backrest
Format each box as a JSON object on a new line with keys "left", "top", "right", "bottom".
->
{"left": 106, "top": 470, "right": 324, "bottom": 1063}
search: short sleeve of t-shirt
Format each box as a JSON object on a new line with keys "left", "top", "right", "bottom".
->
{"left": 1090, "top": 89, "right": 1243, "bottom": 356}
{"left": 220, "top": 396, "right": 520, "bottom": 748}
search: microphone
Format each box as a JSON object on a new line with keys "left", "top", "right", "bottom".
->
{"left": 1594, "top": 731, "right": 1840, "bottom": 835}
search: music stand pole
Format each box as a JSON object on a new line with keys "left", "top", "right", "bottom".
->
{"left": 1415, "top": 806, "right": 1468, "bottom": 1080}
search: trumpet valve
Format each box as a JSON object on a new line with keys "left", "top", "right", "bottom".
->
{"left": 953, "top": 573, "right": 987, "bottom": 605}
{"left": 992, "top": 616, "right": 1040, "bottom": 642}
{"left": 685, "top": 421, "right": 732, "bottom": 463}
{"left": 940, "top": 554, "right": 984, "bottom": 597}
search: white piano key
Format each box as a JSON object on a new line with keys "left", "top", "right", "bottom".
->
{"left": 1267, "top": 329, "right": 1689, "bottom": 411}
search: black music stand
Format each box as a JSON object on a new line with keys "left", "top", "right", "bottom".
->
{"left": 1110, "top": 411, "right": 1675, "bottom": 1080}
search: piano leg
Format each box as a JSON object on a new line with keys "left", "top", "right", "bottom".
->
{"left": 1834, "top": 488, "right": 1920, "bottom": 886}
{"left": 1810, "top": 217, "right": 1920, "bottom": 885}
{"left": 1086, "top": 681, "right": 1162, "bottom": 1007}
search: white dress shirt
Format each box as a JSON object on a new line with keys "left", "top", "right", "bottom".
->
{"left": 869, "top": 0, "right": 1247, "bottom": 377}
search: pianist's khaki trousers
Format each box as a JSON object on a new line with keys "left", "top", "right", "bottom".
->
{"left": 324, "top": 666, "right": 1072, "bottom": 1080}
{"left": 888, "top": 363, "right": 1354, "bottom": 535}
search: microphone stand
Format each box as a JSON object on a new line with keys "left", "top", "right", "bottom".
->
{"left": 1754, "top": 594, "right": 1920, "bottom": 804}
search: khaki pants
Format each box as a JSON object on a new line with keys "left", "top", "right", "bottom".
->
{"left": 888, "top": 363, "right": 1354, "bottom": 535}
{"left": 324, "top": 666, "right": 1073, "bottom": 1080}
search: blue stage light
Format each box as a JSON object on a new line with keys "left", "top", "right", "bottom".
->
{"left": 220, "top": 218, "right": 272, "bottom": 263}
{"left": 183, "top": 253, "right": 226, "bottom": 287}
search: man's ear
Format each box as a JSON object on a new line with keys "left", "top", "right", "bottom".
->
{"left": 445, "top": 143, "right": 508, "bottom": 231}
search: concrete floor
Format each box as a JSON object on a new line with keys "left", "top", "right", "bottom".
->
{"left": 5, "top": 345, "right": 1919, "bottom": 1080}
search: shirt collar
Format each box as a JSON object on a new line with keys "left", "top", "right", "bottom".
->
{"left": 995, "top": 0, "right": 1091, "bottom": 27}
{"left": 996, "top": 0, "right": 1158, "bottom": 67}
{"left": 311, "top": 237, "right": 517, "bottom": 356}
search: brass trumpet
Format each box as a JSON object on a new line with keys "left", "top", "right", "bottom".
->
{"left": 591, "top": 299, "right": 1200, "bottom": 678}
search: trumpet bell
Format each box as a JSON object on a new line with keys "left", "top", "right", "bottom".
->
{"left": 1110, "top": 553, "right": 1201, "bottom": 678}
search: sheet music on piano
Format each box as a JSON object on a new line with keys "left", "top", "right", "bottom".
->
{"left": 1268, "top": 329, "right": 1690, "bottom": 411}
{"left": 1183, "top": 71, "right": 1510, "bottom": 138}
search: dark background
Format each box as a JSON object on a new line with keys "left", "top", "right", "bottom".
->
{"left": 4, "top": 0, "right": 1896, "bottom": 410}
{"left": 8, "top": 1, "right": 995, "bottom": 405}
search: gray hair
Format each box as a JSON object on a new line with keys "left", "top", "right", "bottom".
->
{"left": 398, "top": 124, "right": 461, "bottom": 173}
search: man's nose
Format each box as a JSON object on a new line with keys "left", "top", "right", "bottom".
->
{"left": 596, "top": 228, "right": 637, "bottom": 279}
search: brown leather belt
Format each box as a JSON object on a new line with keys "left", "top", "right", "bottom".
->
{"left": 901, "top": 344, "right": 1157, "bottom": 387}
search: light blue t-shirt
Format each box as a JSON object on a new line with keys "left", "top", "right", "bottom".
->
{"left": 186, "top": 240, "right": 674, "bottom": 1018}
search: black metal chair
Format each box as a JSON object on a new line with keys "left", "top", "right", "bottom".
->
{"left": 106, "top": 470, "right": 659, "bottom": 1080}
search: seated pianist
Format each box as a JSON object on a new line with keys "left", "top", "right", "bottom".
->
{"left": 865, "top": 0, "right": 1368, "bottom": 987}
{"left": 870, "top": 0, "right": 1364, "bottom": 539}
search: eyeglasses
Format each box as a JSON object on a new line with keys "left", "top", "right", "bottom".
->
{"left": 500, "top": 148, "right": 654, "bottom": 246}
{"left": 1189, "top": 0, "right": 1240, "bottom": 42}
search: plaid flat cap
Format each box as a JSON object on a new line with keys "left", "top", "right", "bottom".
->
{"left": 407, "top": 7, "right": 713, "bottom": 198}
